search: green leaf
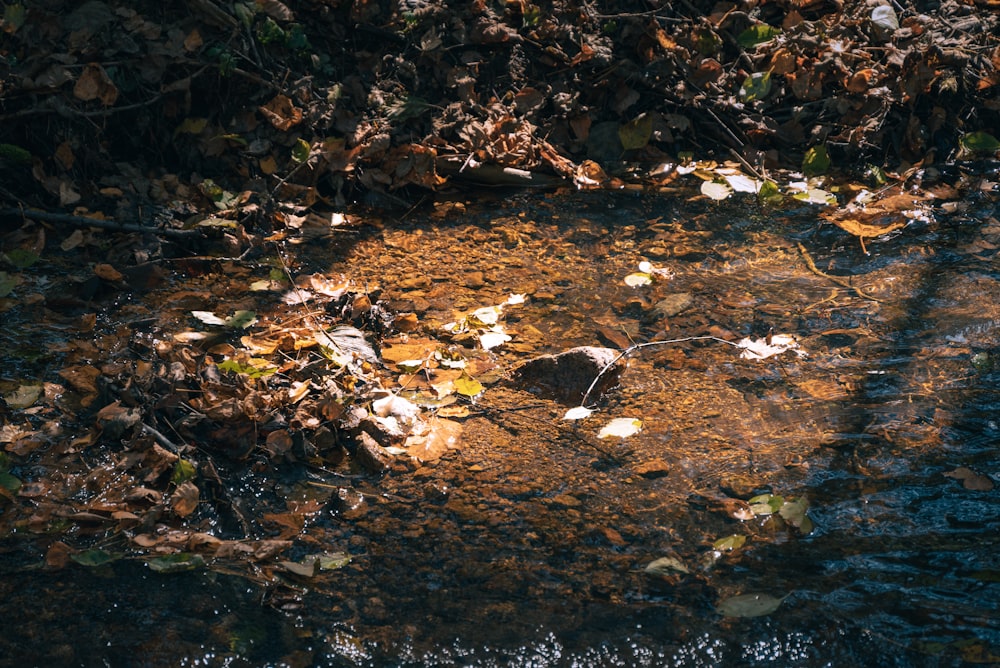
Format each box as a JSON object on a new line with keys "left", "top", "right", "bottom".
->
{"left": 792, "top": 188, "right": 837, "bottom": 206}
{"left": 147, "top": 553, "right": 206, "bottom": 573}
{"left": 0, "top": 471, "right": 21, "bottom": 494}
{"left": 6, "top": 248, "right": 38, "bottom": 270}
{"left": 217, "top": 358, "right": 276, "bottom": 378}
{"left": 713, "top": 534, "right": 746, "bottom": 551}
{"left": 0, "top": 142, "right": 32, "bottom": 165}
{"left": 959, "top": 132, "right": 1000, "bottom": 154}
{"left": 756, "top": 180, "right": 782, "bottom": 205}
{"left": 0, "top": 271, "right": 16, "bottom": 297}
{"left": 737, "top": 24, "right": 782, "bottom": 49}
{"left": 280, "top": 558, "right": 319, "bottom": 577}
{"left": 171, "top": 459, "right": 197, "bottom": 485}
{"left": 748, "top": 493, "right": 783, "bottom": 516}
{"left": 225, "top": 310, "right": 258, "bottom": 329}
{"left": 2, "top": 4, "right": 27, "bottom": 33}
{"left": 317, "top": 551, "right": 351, "bottom": 570}
{"left": 618, "top": 113, "right": 653, "bottom": 151}
{"left": 717, "top": 592, "right": 786, "bottom": 617}
{"left": 779, "top": 497, "right": 813, "bottom": 534}
{"left": 175, "top": 117, "right": 209, "bottom": 136}
{"left": 291, "top": 138, "right": 311, "bottom": 164}
{"left": 802, "top": 145, "right": 830, "bottom": 176}
{"left": 71, "top": 549, "right": 122, "bottom": 567}
{"left": 739, "top": 71, "right": 772, "bottom": 102}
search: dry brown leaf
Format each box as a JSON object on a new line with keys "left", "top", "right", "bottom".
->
{"left": 170, "top": 481, "right": 200, "bottom": 517}
{"left": 404, "top": 416, "right": 463, "bottom": 462}
{"left": 259, "top": 94, "right": 303, "bottom": 131}
{"left": 944, "top": 467, "right": 994, "bottom": 491}
{"left": 73, "top": 63, "right": 119, "bottom": 106}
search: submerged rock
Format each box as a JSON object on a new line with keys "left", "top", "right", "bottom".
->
{"left": 511, "top": 346, "right": 624, "bottom": 404}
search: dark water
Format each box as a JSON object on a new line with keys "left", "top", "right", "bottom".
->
{"left": 2, "top": 189, "right": 998, "bottom": 667}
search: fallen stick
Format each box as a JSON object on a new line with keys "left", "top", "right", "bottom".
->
{"left": 0, "top": 207, "right": 202, "bottom": 239}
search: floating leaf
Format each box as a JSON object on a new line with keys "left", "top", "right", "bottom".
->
{"left": 717, "top": 592, "right": 786, "bottom": 617}
{"left": 723, "top": 173, "right": 760, "bottom": 193}
{"left": 318, "top": 551, "right": 352, "bottom": 570}
{"left": 713, "top": 534, "right": 747, "bottom": 551}
{"left": 619, "top": 113, "right": 653, "bottom": 151}
{"left": 71, "top": 549, "right": 122, "bottom": 567}
{"left": 598, "top": 417, "right": 642, "bottom": 439}
{"left": 645, "top": 556, "right": 690, "bottom": 576}
{"left": 802, "top": 145, "right": 830, "bottom": 176}
{"left": 147, "top": 553, "right": 206, "bottom": 573}
{"left": 757, "top": 180, "right": 782, "bottom": 204}
{"left": 280, "top": 557, "right": 320, "bottom": 577}
{"left": 779, "top": 497, "right": 814, "bottom": 533}
{"left": 737, "top": 24, "right": 782, "bottom": 49}
{"left": 792, "top": 188, "right": 837, "bottom": 205}
{"left": 748, "top": 493, "right": 784, "bottom": 516}
{"left": 959, "top": 132, "right": 1000, "bottom": 154}
{"left": 563, "top": 406, "right": 594, "bottom": 420}
{"left": 701, "top": 180, "right": 733, "bottom": 201}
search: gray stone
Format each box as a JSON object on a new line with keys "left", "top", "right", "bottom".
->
{"left": 511, "top": 346, "right": 624, "bottom": 404}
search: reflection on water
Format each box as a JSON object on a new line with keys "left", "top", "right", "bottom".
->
{"left": 2, "top": 190, "right": 998, "bottom": 666}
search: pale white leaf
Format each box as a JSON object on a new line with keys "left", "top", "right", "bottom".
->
{"left": 724, "top": 173, "right": 760, "bottom": 193}
{"left": 478, "top": 329, "right": 511, "bottom": 350}
{"left": 191, "top": 310, "right": 226, "bottom": 326}
{"left": 624, "top": 272, "right": 652, "bottom": 287}
{"left": 737, "top": 334, "right": 807, "bottom": 360}
{"left": 563, "top": 406, "right": 594, "bottom": 420}
{"left": 701, "top": 181, "right": 733, "bottom": 201}
{"left": 598, "top": 417, "right": 642, "bottom": 439}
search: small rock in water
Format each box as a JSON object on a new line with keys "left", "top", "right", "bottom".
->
{"left": 511, "top": 346, "right": 623, "bottom": 403}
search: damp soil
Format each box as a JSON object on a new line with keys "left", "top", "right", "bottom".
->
{"left": 2, "top": 189, "right": 999, "bottom": 666}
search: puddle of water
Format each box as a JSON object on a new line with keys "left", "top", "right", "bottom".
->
{"left": 2, "top": 190, "right": 998, "bottom": 666}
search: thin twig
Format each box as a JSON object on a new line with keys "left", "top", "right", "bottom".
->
{"left": 580, "top": 335, "right": 741, "bottom": 406}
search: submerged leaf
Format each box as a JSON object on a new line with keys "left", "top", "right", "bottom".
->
{"left": 645, "top": 556, "right": 690, "bottom": 576}
{"left": 717, "top": 592, "right": 786, "bottom": 617}
{"left": 147, "top": 553, "right": 206, "bottom": 573}
{"left": 713, "top": 534, "right": 747, "bottom": 551}
{"left": 71, "top": 549, "right": 122, "bottom": 567}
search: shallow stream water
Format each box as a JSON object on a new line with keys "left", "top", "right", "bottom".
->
{"left": 2, "top": 189, "right": 999, "bottom": 666}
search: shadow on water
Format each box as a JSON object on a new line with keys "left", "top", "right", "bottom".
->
{"left": 1, "top": 190, "right": 998, "bottom": 667}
